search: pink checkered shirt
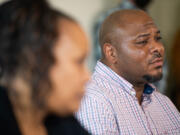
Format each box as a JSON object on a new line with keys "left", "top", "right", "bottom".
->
{"left": 76, "top": 61, "right": 180, "bottom": 135}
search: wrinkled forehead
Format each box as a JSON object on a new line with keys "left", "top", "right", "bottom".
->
{"left": 126, "top": 21, "right": 158, "bottom": 36}
{"left": 120, "top": 12, "right": 158, "bottom": 35}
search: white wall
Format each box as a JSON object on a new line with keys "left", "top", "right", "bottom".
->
{"left": 48, "top": 0, "right": 121, "bottom": 70}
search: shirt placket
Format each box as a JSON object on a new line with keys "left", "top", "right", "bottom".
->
{"left": 141, "top": 95, "right": 154, "bottom": 135}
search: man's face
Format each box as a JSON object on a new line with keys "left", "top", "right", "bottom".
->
{"left": 47, "top": 19, "right": 90, "bottom": 116}
{"left": 114, "top": 13, "right": 164, "bottom": 84}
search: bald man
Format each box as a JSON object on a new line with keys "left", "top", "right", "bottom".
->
{"left": 76, "top": 9, "right": 180, "bottom": 135}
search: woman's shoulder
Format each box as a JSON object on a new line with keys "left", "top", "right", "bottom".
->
{"left": 0, "top": 86, "right": 22, "bottom": 135}
{"left": 45, "top": 115, "right": 90, "bottom": 135}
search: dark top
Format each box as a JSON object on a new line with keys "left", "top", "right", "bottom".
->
{"left": 0, "top": 86, "right": 90, "bottom": 135}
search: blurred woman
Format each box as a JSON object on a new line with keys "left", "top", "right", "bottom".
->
{"left": 0, "top": 0, "right": 90, "bottom": 135}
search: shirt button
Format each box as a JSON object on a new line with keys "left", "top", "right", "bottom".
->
{"left": 130, "top": 91, "right": 136, "bottom": 96}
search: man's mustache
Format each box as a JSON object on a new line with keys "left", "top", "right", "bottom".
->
{"left": 148, "top": 52, "right": 163, "bottom": 64}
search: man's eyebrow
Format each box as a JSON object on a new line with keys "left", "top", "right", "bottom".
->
{"left": 136, "top": 33, "right": 150, "bottom": 39}
{"left": 135, "top": 30, "right": 160, "bottom": 39}
{"left": 144, "top": 22, "right": 154, "bottom": 26}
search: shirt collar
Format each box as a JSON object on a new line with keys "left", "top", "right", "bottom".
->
{"left": 144, "top": 84, "right": 155, "bottom": 94}
{"left": 95, "top": 61, "right": 133, "bottom": 93}
{"left": 94, "top": 61, "right": 155, "bottom": 97}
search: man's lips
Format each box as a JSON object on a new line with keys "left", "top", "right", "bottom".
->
{"left": 149, "top": 58, "right": 163, "bottom": 67}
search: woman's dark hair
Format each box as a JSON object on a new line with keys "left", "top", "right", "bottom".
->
{"left": 0, "top": 0, "right": 75, "bottom": 108}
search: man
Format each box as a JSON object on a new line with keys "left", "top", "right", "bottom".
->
{"left": 93, "top": 0, "right": 152, "bottom": 63}
{"left": 76, "top": 9, "right": 180, "bottom": 134}
{"left": 93, "top": 0, "right": 167, "bottom": 93}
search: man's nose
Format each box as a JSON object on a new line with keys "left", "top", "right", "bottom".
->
{"left": 149, "top": 41, "right": 164, "bottom": 57}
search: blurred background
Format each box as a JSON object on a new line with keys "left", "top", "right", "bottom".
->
{"left": 0, "top": 0, "right": 180, "bottom": 110}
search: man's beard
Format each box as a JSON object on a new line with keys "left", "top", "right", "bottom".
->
{"left": 144, "top": 51, "right": 163, "bottom": 83}
{"left": 143, "top": 73, "right": 163, "bottom": 83}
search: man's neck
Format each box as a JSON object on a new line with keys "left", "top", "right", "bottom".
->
{"left": 100, "top": 59, "right": 146, "bottom": 105}
{"left": 133, "top": 83, "right": 145, "bottom": 105}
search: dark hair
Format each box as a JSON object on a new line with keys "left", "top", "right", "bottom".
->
{"left": 0, "top": 0, "right": 75, "bottom": 108}
{"left": 134, "top": 0, "right": 152, "bottom": 9}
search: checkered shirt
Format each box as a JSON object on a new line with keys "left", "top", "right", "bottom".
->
{"left": 76, "top": 61, "right": 180, "bottom": 135}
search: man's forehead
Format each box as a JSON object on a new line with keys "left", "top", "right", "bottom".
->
{"left": 137, "top": 21, "right": 159, "bottom": 34}
{"left": 143, "top": 21, "right": 158, "bottom": 29}
{"left": 119, "top": 19, "right": 159, "bottom": 37}
{"left": 114, "top": 11, "right": 157, "bottom": 32}
{"left": 144, "top": 21, "right": 155, "bottom": 27}
{"left": 100, "top": 10, "right": 157, "bottom": 44}
{"left": 124, "top": 15, "right": 155, "bottom": 27}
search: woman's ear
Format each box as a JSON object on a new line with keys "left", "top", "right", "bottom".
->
{"left": 103, "top": 43, "right": 117, "bottom": 64}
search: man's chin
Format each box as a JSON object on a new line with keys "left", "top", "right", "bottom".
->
{"left": 143, "top": 73, "right": 163, "bottom": 83}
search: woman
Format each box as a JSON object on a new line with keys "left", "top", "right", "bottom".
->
{"left": 0, "top": 0, "right": 90, "bottom": 135}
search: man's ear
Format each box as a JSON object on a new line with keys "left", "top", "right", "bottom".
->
{"left": 103, "top": 43, "right": 117, "bottom": 64}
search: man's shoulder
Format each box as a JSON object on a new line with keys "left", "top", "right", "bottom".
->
{"left": 152, "top": 89, "right": 179, "bottom": 110}
{"left": 86, "top": 72, "right": 105, "bottom": 89}
{"left": 86, "top": 73, "right": 113, "bottom": 95}
{"left": 152, "top": 89, "right": 170, "bottom": 100}
{"left": 152, "top": 89, "right": 180, "bottom": 127}
{"left": 82, "top": 74, "right": 115, "bottom": 107}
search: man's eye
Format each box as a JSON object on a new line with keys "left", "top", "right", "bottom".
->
{"left": 156, "top": 36, "right": 162, "bottom": 41}
{"left": 136, "top": 40, "right": 148, "bottom": 45}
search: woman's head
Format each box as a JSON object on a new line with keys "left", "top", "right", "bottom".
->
{"left": 47, "top": 19, "right": 89, "bottom": 115}
{"left": 0, "top": 0, "right": 89, "bottom": 115}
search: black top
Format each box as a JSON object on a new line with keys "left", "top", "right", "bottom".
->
{"left": 0, "top": 86, "right": 90, "bottom": 135}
